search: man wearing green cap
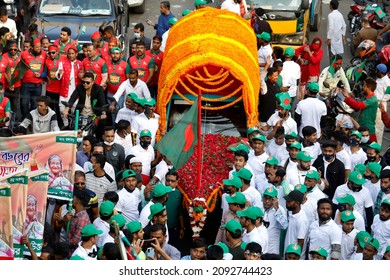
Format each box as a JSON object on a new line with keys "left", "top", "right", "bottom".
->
{"left": 363, "top": 237, "right": 380, "bottom": 260}
{"left": 194, "top": 0, "right": 207, "bottom": 9}
{"left": 248, "top": 134, "right": 269, "bottom": 192}
{"left": 113, "top": 68, "right": 151, "bottom": 109}
{"left": 100, "top": 213, "right": 127, "bottom": 248}
{"left": 94, "top": 200, "right": 115, "bottom": 248}
{"left": 334, "top": 193, "right": 365, "bottom": 232}
{"left": 383, "top": 245, "right": 390, "bottom": 260}
{"left": 238, "top": 206, "right": 266, "bottom": 250}
{"left": 371, "top": 198, "right": 390, "bottom": 259}
{"left": 70, "top": 224, "right": 103, "bottom": 260}
{"left": 333, "top": 171, "right": 374, "bottom": 231}
{"left": 143, "top": 203, "right": 169, "bottom": 240}
{"left": 286, "top": 150, "right": 317, "bottom": 187}
{"left": 339, "top": 210, "right": 358, "bottom": 260}
{"left": 374, "top": 169, "right": 390, "bottom": 215}
{"left": 350, "top": 230, "right": 372, "bottom": 260}
{"left": 365, "top": 141, "right": 387, "bottom": 169}
{"left": 106, "top": 46, "right": 128, "bottom": 102}
{"left": 234, "top": 167, "right": 262, "bottom": 208}
{"left": 115, "top": 92, "right": 141, "bottom": 124}
{"left": 280, "top": 140, "right": 301, "bottom": 173}
{"left": 309, "top": 246, "right": 328, "bottom": 260}
{"left": 131, "top": 96, "right": 159, "bottom": 147}
{"left": 304, "top": 170, "right": 326, "bottom": 204}
{"left": 280, "top": 48, "right": 301, "bottom": 108}
{"left": 128, "top": 129, "right": 156, "bottom": 179}
{"left": 221, "top": 175, "right": 243, "bottom": 215}
{"left": 285, "top": 243, "right": 301, "bottom": 260}
{"left": 222, "top": 219, "right": 246, "bottom": 260}
{"left": 364, "top": 162, "right": 382, "bottom": 204}
{"left": 116, "top": 169, "right": 141, "bottom": 222}
{"left": 257, "top": 31, "right": 273, "bottom": 71}
{"left": 265, "top": 126, "right": 289, "bottom": 165}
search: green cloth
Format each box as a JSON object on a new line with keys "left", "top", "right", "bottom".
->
{"left": 166, "top": 188, "right": 183, "bottom": 229}
{"left": 358, "top": 95, "right": 378, "bottom": 134}
{"left": 276, "top": 75, "right": 283, "bottom": 88}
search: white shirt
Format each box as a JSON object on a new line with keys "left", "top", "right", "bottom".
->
{"left": 0, "top": 18, "right": 18, "bottom": 38}
{"left": 93, "top": 218, "right": 110, "bottom": 248}
{"left": 242, "top": 186, "right": 263, "bottom": 208}
{"left": 128, "top": 144, "right": 155, "bottom": 176}
{"left": 113, "top": 79, "right": 151, "bottom": 107}
{"left": 364, "top": 180, "right": 381, "bottom": 206}
{"left": 115, "top": 107, "right": 138, "bottom": 124}
{"left": 139, "top": 200, "right": 154, "bottom": 228}
{"left": 371, "top": 214, "right": 390, "bottom": 259}
{"left": 266, "top": 139, "right": 288, "bottom": 165}
{"left": 327, "top": 9, "right": 346, "bottom": 55}
{"left": 302, "top": 197, "right": 318, "bottom": 225}
{"left": 248, "top": 152, "right": 269, "bottom": 191}
{"left": 153, "top": 160, "right": 169, "bottom": 184}
{"left": 281, "top": 60, "right": 301, "bottom": 98}
{"left": 286, "top": 165, "right": 317, "bottom": 188}
{"left": 295, "top": 97, "right": 327, "bottom": 138}
{"left": 375, "top": 75, "right": 390, "bottom": 102}
{"left": 306, "top": 186, "right": 326, "bottom": 204}
{"left": 340, "top": 228, "right": 358, "bottom": 260}
{"left": 242, "top": 227, "right": 266, "bottom": 249}
{"left": 285, "top": 210, "right": 310, "bottom": 260}
{"left": 258, "top": 44, "right": 273, "bottom": 71}
{"left": 256, "top": 224, "right": 269, "bottom": 254}
{"left": 221, "top": 0, "right": 241, "bottom": 16}
{"left": 346, "top": 146, "right": 367, "bottom": 171}
{"left": 131, "top": 112, "right": 160, "bottom": 147}
{"left": 308, "top": 219, "right": 342, "bottom": 259}
{"left": 160, "top": 29, "right": 170, "bottom": 52}
{"left": 334, "top": 209, "right": 365, "bottom": 232}
{"left": 263, "top": 206, "right": 288, "bottom": 254}
{"left": 302, "top": 142, "right": 322, "bottom": 163}
{"left": 114, "top": 131, "right": 134, "bottom": 156}
{"left": 71, "top": 242, "right": 98, "bottom": 260}
{"left": 336, "top": 149, "right": 352, "bottom": 171}
{"left": 332, "top": 183, "right": 374, "bottom": 219}
{"left": 115, "top": 188, "right": 141, "bottom": 222}
{"left": 266, "top": 111, "right": 298, "bottom": 136}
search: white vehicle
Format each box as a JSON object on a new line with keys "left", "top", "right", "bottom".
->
{"left": 128, "top": 0, "right": 145, "bottom": 14}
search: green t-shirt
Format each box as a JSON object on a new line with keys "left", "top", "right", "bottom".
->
{"left": 358, "top": 95, "right": 378, "bottom": 134}
{"left": 165, "top": 188, "right": 183, "bottom": 229}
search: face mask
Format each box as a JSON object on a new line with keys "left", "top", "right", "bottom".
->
{"left": 223, "top": 186, "right": 231, "bottom": 194}
{"left": 382, "top": 186, "right": 390, "bottom": 193}
{"left": 134, "top": 33, "right": 141, "bottom": 39}
{"left": 349, "top": 139, "right": 360, "bottom": 146}
{"left": 77, "top": 137, "right": 83, "bottom": 144}
{"left": 311, "top": 44, "right": 320, "bottom": 50}
{"left": 367, "top": 155, "right": 376, "bottom": 162}
{"left": 349, "top": 182, "right": 362, "bottom": 192}
{"left": 338, "top": 204, "right": 346, "bottom": 212}
{"left": 104, "top": 141, "right": 114, "bottom": 146}
{"left": 361, "top": 136, "right": 370, "bottom": 143}
{"left": 286, "top": 143, "right": 292, "bottom": 148}
{"left": 323, "top": 154, "right": 335, "bottom": 161}
{"left": 140, "top": 140, "right": 151, "bottom": 149}
{"left": 364, "top": 175, "right": 372, "bottom": 180}
{"left": 144, "top": 106, "right": 152, "bottom": 115}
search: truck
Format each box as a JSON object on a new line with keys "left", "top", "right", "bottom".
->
{"left": 247, "top": 0, "right": 322, "bottom": 48}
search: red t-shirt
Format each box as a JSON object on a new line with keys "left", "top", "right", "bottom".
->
{"left": 106, "top": 59, "right": 128, "bottom": 94}
{"left": 97, "top": 42, "right": 110, "bottom": 61}
{"left": 4, "top": 52, "right": 21, "bottom": 88}
{"left": 0, "top": 55, "right": 9, "bottom": 89}
{"left": 82, "top": 56, "right": 107, "bottom": 85}
{"left": 145, "top": 49, "right": 164, "bottom": 85}
{"left": 20, "top": 49, "right": 47, "bottom": 84}
{"left": 127, "top": 54, "right": 155, "bottom": 84}
{"left": 45, "top": 56, "right": 63, "bottom": 93}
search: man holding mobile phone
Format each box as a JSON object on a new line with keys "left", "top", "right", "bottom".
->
{"left": 149, "top": 223, "right": 180, "bottom": 260}
{"left": 146, "top": 1, "right": 175, "bottom": 37}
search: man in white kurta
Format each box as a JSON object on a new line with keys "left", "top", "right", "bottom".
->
{"left": 326, "top": 0, "right": 346, "bottom": 56}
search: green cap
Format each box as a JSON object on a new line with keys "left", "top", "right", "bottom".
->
{"left": 134, "top": 97, "right": 145, "bottom": 106}
{"left": 110, "top": 47, "right": 122, "bottom": 53}
{"left": 296, "top": 151, "right": 312, "bottom": 162}
{"left": 223, "top": 176, "right": 243, "bottom": 189}
{"left": 295, "top": 184, "right": 307, "bottom": 194}
{"left": 194, "top": 0, "right": 207, "bottom": 7}
{"left": 97, "top": 247, "right": 103, "bottom": 260}
{"left": 307, "top": 82, "right": 319, "bottom": 93}
{"left": 265, "top": 156, "right": 278, "bottom": 166}
{"left": 81, "top": 224, "right": 103, "bottom": 237}
{"left": 247, "top": 126, "right": 261, "bottom": 136}
{"left": 365, "top": 238, "right": 380, "bottom": 251}
{"left": 276, "top": 92, "right": 292, "bottom": 110}
{"left": 126, "top": 221, "right": 142, "bottom": 233}
{"left": 182, "top": 9, "right": 192, "bottom": 16}
{"left": 169, "top": 17, "right": 178, "bottom": 25}
{"left": 152, "top": 184, "right": 173, "bottom": 197}
{"left": 140, "top": 129, "right": 152, "bottom": 138}
{"left": 285, "top": 131, "right": 298, "bottom": 139}
{"left": 226, "top": 192, "right": 247, "bottom": 205}
{"left": 309, "top": 247, "right": 328, "bottom": 258}
{"left": 127, "top": 92, "right": 138, "bottom": 101}
{"left": 224, "top": 219, "right": 242, "bottom": 234}
{"left": 289, "top": 141, "right": 302, "bottom": 150}
{"left": 233, "top": 167, "right": 253, "bottom": 181}
{"left": 382, "top": 198, "right": 390, "bottom": 207}
{"left": 336, "top": 193, "right": 356, "bottom": 206}
{"left": 252, "top": 206, "right": 264, "bottom": 218}
{"left": 368, "top": 142, "right": 382, "bottom": 152}
{"left": 69, "top": 254, "right": 85, "bottom": 260}
{"left": 354, "top": 164, "right": 367, "bottom": 175}
{"left": 237, "top": 207, "right": 258, "bottom": 220}
{"left": 217, "top": 242, "right": 230, "bottom": 254}
{"left": 356, "top": 231, "right": 372, "bottom": 249}
{"left": 143, "top": 97, "right": 156, "bottom": 106}
{"left": 256, "top": 32, "right": 271, "bottom": 42}
{"left": 385, "top": 245, "right": 390, "bottom": 253}
{"left": 285, "top": 243, "right": 302, "bottom": 256}
{"left": 231, "top": 143, "right": 250, "bottom": 154}
{"left": 305, "top": 170, "right": 319, "bottom": 180}
{"left": 284, "top": 47, "right": 295, "bottom": 57}
{"left": 148, "top": 203, "right": 166, "bottom": 220}
{"left": 99, "top": 200, "right": 115, "bottom": 216}
{"left": 351, "top": 131, "right": 362, "bottom": 139}
{"left": 252, "top": 134, "right": 267, "bottom": 143}
{"left": 340, "top": 210, "right": 356, "bottom": 222}
{"left": 367, "top": 162, "right": 382, "bottom": 178}
{"left": 263, "top": 186, "right": 278, "bottom": 198}
{"left": 122, "top": 169, "right": 136, "bottom": 180}
{"left": 348, "top": 171, "right": 366, "bottom": 185}
{"left": 110, "top": 214, "right": 127, "bottom": 228}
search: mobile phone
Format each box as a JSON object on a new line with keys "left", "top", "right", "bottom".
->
{"left": 146, "top": 247, "right": 155, "bottom": 259}
{"left": 142, "top": 238, "right": 156, "bottom": 249}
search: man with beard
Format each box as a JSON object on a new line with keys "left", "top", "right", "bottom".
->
{"left": 313, "top": 140, "right": 345, "bottom": 201}
{"left": 131, "top": 97, "right": 159, "bottom": 147}
{"left": 374, "top": 169, "right": 390, "bottom": 215}
{"left": 308, "top": 198, "right": 342, "bottom": 260}
{"left": 82, "top": 43, "right": 108, "bottom": 88}
{"left": 371, "top": 199, "right": 390, "bottom": 259}
{"left": 365, "top": 142, "right": 387, "bottom": 169}
{"left": 333, "top": 171, "right": 374, "bottom": 231}
{"left": 283, "top": 190, "right": 309, "bottom": 259}
{"left": 266, "top": 165, "right": 293, "bottom": 209}
{"left": 286, "top": 151, "right": 317, "bottom": 187}
{"left": 127, "top": 41, "right": 155, "bottom": 86}
{"left": 115, "top": 170, "right": 141, "bottom": 222}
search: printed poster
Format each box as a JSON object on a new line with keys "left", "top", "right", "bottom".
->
{"left": 0, "top": 183, "right": 12, "bottom": 260}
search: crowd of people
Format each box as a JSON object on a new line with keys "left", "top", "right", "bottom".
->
{"left": 0, "top": 0, "right": 390, "bottom": 261}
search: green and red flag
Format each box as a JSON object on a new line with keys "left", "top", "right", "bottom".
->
{"left": 10, "top": 59, "right": 29, "bottom": 87}
{"left": 328, "top": 56, "right": 337, "bottom": 78}
{"left": 354, "top": 61, "right": 366, "bottom": 81}
{"left": 155, "top": 97, "right": 199, "bottom": 171}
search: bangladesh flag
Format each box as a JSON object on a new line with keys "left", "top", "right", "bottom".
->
{"left": 10, "top": 59, "right": 29, "bottom": 87}
{"left": 328, "top": 56, "right": 337, "bottom": 78}
{"left": 354, "top": 61, "right": 366, "bottom": 81}
{"left": 155, "top": 97, "right": 199, "bottom": 171}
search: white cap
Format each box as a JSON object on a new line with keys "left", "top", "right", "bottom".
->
{"left": 130, "top": 157, "right": 142, "bottom": 164}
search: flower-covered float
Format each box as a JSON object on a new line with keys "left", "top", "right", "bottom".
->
{"left": 156, "top": 7, "right": 260, "bottom": 238}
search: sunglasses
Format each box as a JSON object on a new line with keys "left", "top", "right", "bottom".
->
{"left": 10, "top": 48, "right": 18, "bottom": 51}
{"left": 82, "top": 81, "right": 91, "bottom": 85}
{"left": 49, "top": 51, "right": 56, "bottom": 55}
{"left": 74, "top": 182, "right": 85, "bottom": 186}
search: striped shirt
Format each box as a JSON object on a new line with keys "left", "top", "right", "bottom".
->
{"left": 85, "top": 172, "right": 117, "bottom": 205}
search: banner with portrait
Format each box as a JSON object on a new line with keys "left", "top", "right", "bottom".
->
{"left": 0, "top": 131, "right": 77, "bottom": 201}
{"left": 23, "top": 170, "right": 49, "bottom": 258}
{"left": 0, "top": 183, "right": 13, "bottom": 260}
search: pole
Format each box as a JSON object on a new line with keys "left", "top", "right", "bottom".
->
{"left": 197, "top": 90, "right": 202, "bottom": 191}
{"left": 66, "top": 109, "right": 80, "bottom": 235}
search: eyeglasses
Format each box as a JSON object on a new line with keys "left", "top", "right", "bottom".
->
{"left": 244, "top": 250, "right": 261, "bottom": 257}
{"left": 49, "top": 51, "right": 56, "bottom": 54}
{"left": 165, "top": 179, "right": 177, "bottom": 183}
{"left": 9, "top": 48, "right": 18, "bottom": 51}
{"left": 74, "top": 182, "right": 85, "bottom": 186}
{"left": 82, "top": 81, "right": 91, "bottom": 85}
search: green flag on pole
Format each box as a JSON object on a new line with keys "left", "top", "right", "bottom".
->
{"left": 155, "top": 97, "right": 199, "bottom": 171}
{"left": 10, "top": 59, "right": 29, "bottom": 87}
{"left": 354, "top": 61, "right": 366, "bottom": 81}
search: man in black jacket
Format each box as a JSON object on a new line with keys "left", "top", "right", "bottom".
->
{"left": 313, "top": 140, "right": 345, "bottom": 202}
